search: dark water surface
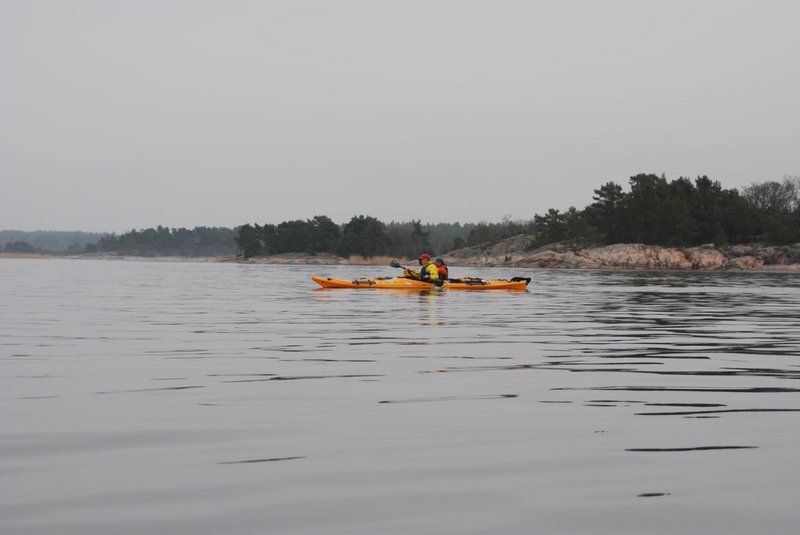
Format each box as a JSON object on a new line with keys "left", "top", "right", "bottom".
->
{"left": 2, "top": 259, "right": 800, "bottom": 534}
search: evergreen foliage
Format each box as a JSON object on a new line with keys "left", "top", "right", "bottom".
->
{"left": 530, "top": 174, "right": 799, "bottom": 249}
{"left": 4, "top": 240, "right": 36, "bottom": 253}
{"left": 0, "top": 230, "right": 104, "bottom": 253}
{"left": 389, "top": 221, "right": 477, "bottom": 254}
{"left": 97, "top": 226, "right": 237, "bottom": 256}
{"left": 231, "top": 175, "right": 799, "bottom": 259}
{"left": 336, "top": 215, "right": 389, "bottom": 258}
{"left": 465, "top": 218, "right": 532, "bottom": 246}
{"left": 233, "top": 216, "right": 342, "bottom": 258}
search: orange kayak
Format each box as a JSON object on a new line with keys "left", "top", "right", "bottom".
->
{"left": 312, "top": 276, "right": 530, "bottom": 290}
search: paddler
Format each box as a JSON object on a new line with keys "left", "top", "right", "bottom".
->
{"left": 404, "top": 253, "right": 439, "bottom": 282}
{"left": 434, "top": 258, "right": 449, "bottom": 281}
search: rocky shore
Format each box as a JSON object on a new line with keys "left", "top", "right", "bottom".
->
{"left": 224, "top": 238, "right": 799, "bottom": 271}
{"left": 445, "top": 235, "right": 800, "bottom": 271}
{"left": 6, "top": 240, "right": 798, "bottom": 271}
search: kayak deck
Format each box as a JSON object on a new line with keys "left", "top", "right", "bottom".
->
{"left": 311, "top": 276, "right": 530, "bottom": 290}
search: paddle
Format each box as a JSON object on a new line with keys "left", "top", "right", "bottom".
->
{"left": 390, "top": 259, "right": 417, "bottom": 278}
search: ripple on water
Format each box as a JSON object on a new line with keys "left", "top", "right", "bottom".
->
{"left": 3, "top": 262, "right": 800, "bottom": 534}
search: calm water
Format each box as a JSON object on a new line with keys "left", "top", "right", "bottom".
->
{"left": 2, "top": 259, "right": 800, "bottom": 534}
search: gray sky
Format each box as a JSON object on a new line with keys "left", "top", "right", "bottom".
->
{"left": 2, "top": 0, "right": 799, "bottom": 233}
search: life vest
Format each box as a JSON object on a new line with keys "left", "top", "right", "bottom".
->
{"left": 419, "top": 261, "right": 439, "bottom": 281}
{"left": 437, "top": 264, "right": 448, "bottom": 280}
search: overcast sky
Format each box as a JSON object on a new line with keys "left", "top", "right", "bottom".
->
{"left": 2, "top": 0, "right": 799, "bottom": 233}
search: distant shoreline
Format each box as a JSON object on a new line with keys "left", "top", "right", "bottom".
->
{"left": 3, "top": 246, "right": 799, "bottom": 272}
{"left": 0, "top": 252, "right": 55, "bottom": 259}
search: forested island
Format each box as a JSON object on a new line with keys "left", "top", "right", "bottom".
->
{"left": 234, "top": 174, "right": 800, "bottom": 259}
{"left": 3, "top": 174, "right": 799, "bottom": 270}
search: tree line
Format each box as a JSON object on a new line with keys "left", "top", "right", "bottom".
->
{"left": 10, "top": 174, "right": 795, "bottom": 258}
{"left": 94, "top": 226, "right": 237, "bottom": 256}
{"left": 234, "top": 217, "right": 486, "bottom": 259}
{"left": 0, "top": 230, "right": 104, "bottom": 253}
{"left": 234, "top": 175, "right": 799, "bottom": 258}
{"left": 83, "top": 219, "right": 519, "bottom": 259}
{"left": 529, "top": 174, "right": 800, "bottom": 249}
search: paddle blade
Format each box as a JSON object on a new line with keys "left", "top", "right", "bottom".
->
{"left": 390, "top": 260, "right": 403, "bottom": 268}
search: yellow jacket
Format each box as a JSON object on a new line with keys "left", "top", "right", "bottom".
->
{"left": 405, "top": 262, "right": 439, "bottom": 280}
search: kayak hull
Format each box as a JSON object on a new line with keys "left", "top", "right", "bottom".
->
{"left": 311, "top": 276, "right": 529, "bottom": 291}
